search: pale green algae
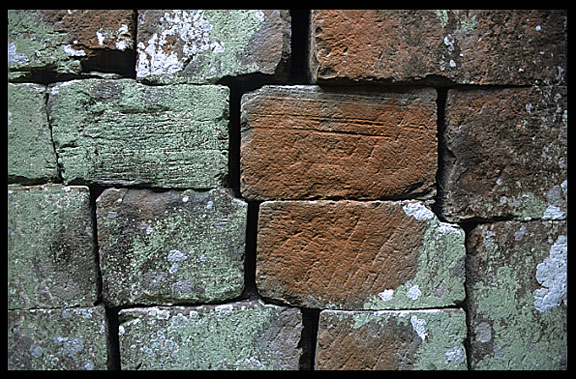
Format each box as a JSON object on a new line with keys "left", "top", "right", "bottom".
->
{"left": 118, "top": 300, "right": 302, "bottom": 370}
{"left": 8, "top": 185, "right": 97, "bottom": 309}
{"left": 364, "top": 201, "right": 466, "bottom": 310}
{"left": 8, "top": 83, "right": 58, "bottom": 182}
{"left": 321, "top": 309, "right": 468, "bottom": 370}
{"left": 468, "top": 221, "right": 567, "bottom": 369}
{"left": 98, "top": 188, "right": 247, "bottom": 307}
{"left": 48, "top": 78, "right": 229, "bottom": 188}
{"left": 8, "top": 305, "right": 108, "bottom": 370}
{"left": 136, "top": 10, "right": 272, "bottom": 84}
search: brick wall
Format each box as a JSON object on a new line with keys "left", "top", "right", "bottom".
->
{"left": 8, "top": 9, "right": 567, "bottom": 370}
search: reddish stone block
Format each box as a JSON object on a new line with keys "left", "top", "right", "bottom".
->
{"left": 310, "top": 10, "right": 566, "bottom": 85}
{"left": 440, "top": 86, "right": 567, "bottom": 222}
{"left": 240, "top": 85, "right": 437, "bottom": 200}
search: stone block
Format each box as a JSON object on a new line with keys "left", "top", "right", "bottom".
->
{"left": 97, "top": 187, "right": 247, "bottom": 307}
{"left": 8, "top": 83, "right": 58, "bottom": 182}
{"left": 315, "top": 308, "right": 467, "bottom": 370}
{"left": 8, "top": 10, "right": 135, "bottom": 80}
{"left": 48, "top": 79, "right": 229, "bottom": 188}
{"left": 240, "top": 85, "right": 437, "bottom": 200}
{"left": 8, "top": 305, "right": 108, "bottom": 370}
{"left": 440, "top": 87, "right": 567, "bottom": 222}
{"left": 136, "top": 10, "right": 291, "bottom": 84}
{"left": 256, "top": 200, "right": 465, "bottom": 310}
{"left": 466, "top": 221, "right": 567, "bottom": 369}
{"left": 310, "top": 10, "right": 567, "bottom": 85}
{"left": 118, "top": 300, "right": 302, "bottom": 370}
{"left": 8, "top": 185, "right": 97, "bottom": 309}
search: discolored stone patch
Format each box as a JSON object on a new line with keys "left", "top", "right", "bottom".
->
{"left": 48, "top": 78, "right": 229, "bottom": 189}
{"left": 8, "top": 305, "right": 108, "bottom": 370}
{"left": 97, "top": 187, "right": 247, "bottom": 307}
{"left": 8, "top": 185, "right": 97, "bottom": 310}
{"left": 315, "top": 309, "right": 467, "bottom": 370}
{"left": 118, "top": 300, "right": 303, "bottom": 370}
{"left": 467, "top": 221, "right": 567, "bottom": 370}
{"left": 440, "top": 86, "right": 567, "bottom": 222}
{"left": 240, "top": 85, "right": 437, "bottom": 200}
{"left": 256, "top": 200, "right": 465, "bottom": 310}
{"left": 136, "top": 10, "right": 291, "bottom": 84}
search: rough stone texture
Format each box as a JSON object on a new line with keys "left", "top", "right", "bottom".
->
{"left": 8, "top": 83, "right": 58, "bottom": 183}
{"left": 136, "top": 10, "right": 291, "bottom": 84}
{"left": 310, "top": 10, "right": 567, "bottom": 85}
{"left": 316, "top": 309, "right": 467, "bottom": 370}
{"left": 440, "top": 87, "right": 567, "bottom": 222}
{"left": 466, "top": 221, "right": 567, "bottom": 370}
{"left": 97, "top": 187, "right": 247, "bottom": 307}
{"left": 8, "top": 10, "right": 135, "bottom": 80}
{"left": 48, "top": 79, "right": 229, "bottom": 188}
{"left": 8, "top": 305, "right": 108, "bottom": 370}
{"left": 8, "top": 185, "right": 98, "bottom": 310}
{"left": 118, "top": 300, "right": 302, "bottom": 370}
{"left": 256, "top": 200, "right": 465, "bottom": 310}
{"left": 240, "top": 85, "right": 437, "bottom": 200}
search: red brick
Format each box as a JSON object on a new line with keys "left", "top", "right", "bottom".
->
{"left": 310, "top": 10, "right": 567, "bottom": 85}
{"left": 240, "top": 85, "right": 437, "bottom": 200}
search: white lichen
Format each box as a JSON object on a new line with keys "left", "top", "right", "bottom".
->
{"left": 402, "top": 202, "right": 435, "bottom": 221}
{"left": 410, "top": 315, "right": 428, "bottom": 341}
{"left": 533, "top": 235, "right": 567, "bottom": 312}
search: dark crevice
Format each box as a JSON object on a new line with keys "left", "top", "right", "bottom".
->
{"left": 298, "top": 308, "right": 320, "bottom": 370}
{"left": 431, "top": 87, "right": 449, "bottom": 222}
{"left": 240, "top": 201, "right": 261, "bottom": 300}
{"left": 290, "top": 9, "right": 311, "bottom": 84}
{"left": 88, "top": 184, "right": 105, "bottom": 306}
{"left": 105, "top": 306, "right": 122, "bottom": 370}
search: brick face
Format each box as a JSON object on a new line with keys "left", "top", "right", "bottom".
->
{"left": 241, "top": 85, "right": 437, "bottom": 200}
{"left": 310, "top": 10, "right": 567, "bottom": 85}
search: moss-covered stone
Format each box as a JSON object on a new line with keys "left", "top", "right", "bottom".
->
{"left": 8, "top": 305, "right": 108, "bottom": 370}
{"left": 316, "top": 308, "right": 467, "bottom": 370}
{"left": 118, "top": 300, "right": 302, "bottom": 370}
{"left": 48, "top": 79, "right": 229, "bottom": 188}
{"left": 467, "top": 221, "right": 567, "bottom": 369}
{"left": 97, "top": 187, "right": 247, "bottom": 307}
{"left": 8, "top": 83, "right": 58, "bottom": 183}
{"left": 136, "top": 10, "right": 291, "bottom": 84}
{"left": 8, "top": 185, "right": 98, "bottom": 309}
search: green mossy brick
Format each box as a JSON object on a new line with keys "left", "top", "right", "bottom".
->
{"left": 48, "top": 79, "right": 229, "bottom": 188}
{"left": 8, "top": 185, "right": 98, "bottom": 310}
{"left": 97, "top": 187, "right": 247, "bottom": 307}
{"left": 118, "top": 300, "right": 302, "bottom": 370}
{"left": 467, "top": 221, "right": 567, "bottom": 369}
{"left": 8, "top": 305, "right": 108, "bottom": 370}
{"left": 316, "top": 309, "right": 468, "bottom": 370}
{"left": 8, "top": 83, "right": 58, "bottom": 183}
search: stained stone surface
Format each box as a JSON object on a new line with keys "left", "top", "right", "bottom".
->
{"left": 118, "top": 300, "right": 303, "bottom": 370}
{"left": 97, "top": 187, "right": 247, "bottom": 307}
{"left": 316, "top": 309, "right": 468, "bottom": 370}
{"left": 8, "top": 185, "right": 98, "bottom": 310}
{"left": 8, "top": 83, "right": 58, "bottom": 183}
{"left": 257, "top": 200, "right": 465, "bottom": 310}
{"left": 136, "top": 10, "right": 291, "bottom": 84}
{"left": 48, "top": 78, "right": 229, "bottom": 188}
{"left": 8, "top": 305, "right": 108, "bottom": 370}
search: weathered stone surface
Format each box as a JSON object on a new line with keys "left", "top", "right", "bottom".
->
{"left": 240, "top": 85, "right": 437, "bottom": 200}
{"left": 97, "top": 187, "right": 247, "bottom": 307}
{"left": 467, "top": 221, "right": 567, "bottom": 370}
{"left": 8, "top": 83, "right": 58, "bottom": 182}
{"left": 440, "top": 87, "right": 567, "bottom": 222}
{"left": 256, "top": 200, "right": 465, "bottom": 310}
{"left": 136, "top": 10, "right": 291, "bottom": 84}
{"left": 310, "top": 10, "right": 567, "bottom": 85}
{"left": 8, "top": 185, "right": 97, "bottom": 309}
{"left": 118, "top": 300, "right": 302, "bottom": 370}
{"left": 8, "top": 10, "right": 135, "bottom": 80}
{"left": 316, "top": 309, "right": 467, "bottom": 370}
{"left": 8, "top": 305, "right": 108, "bottom": 370}
{"left": 48, "top": 79, "right": 229, "bottom": 188}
